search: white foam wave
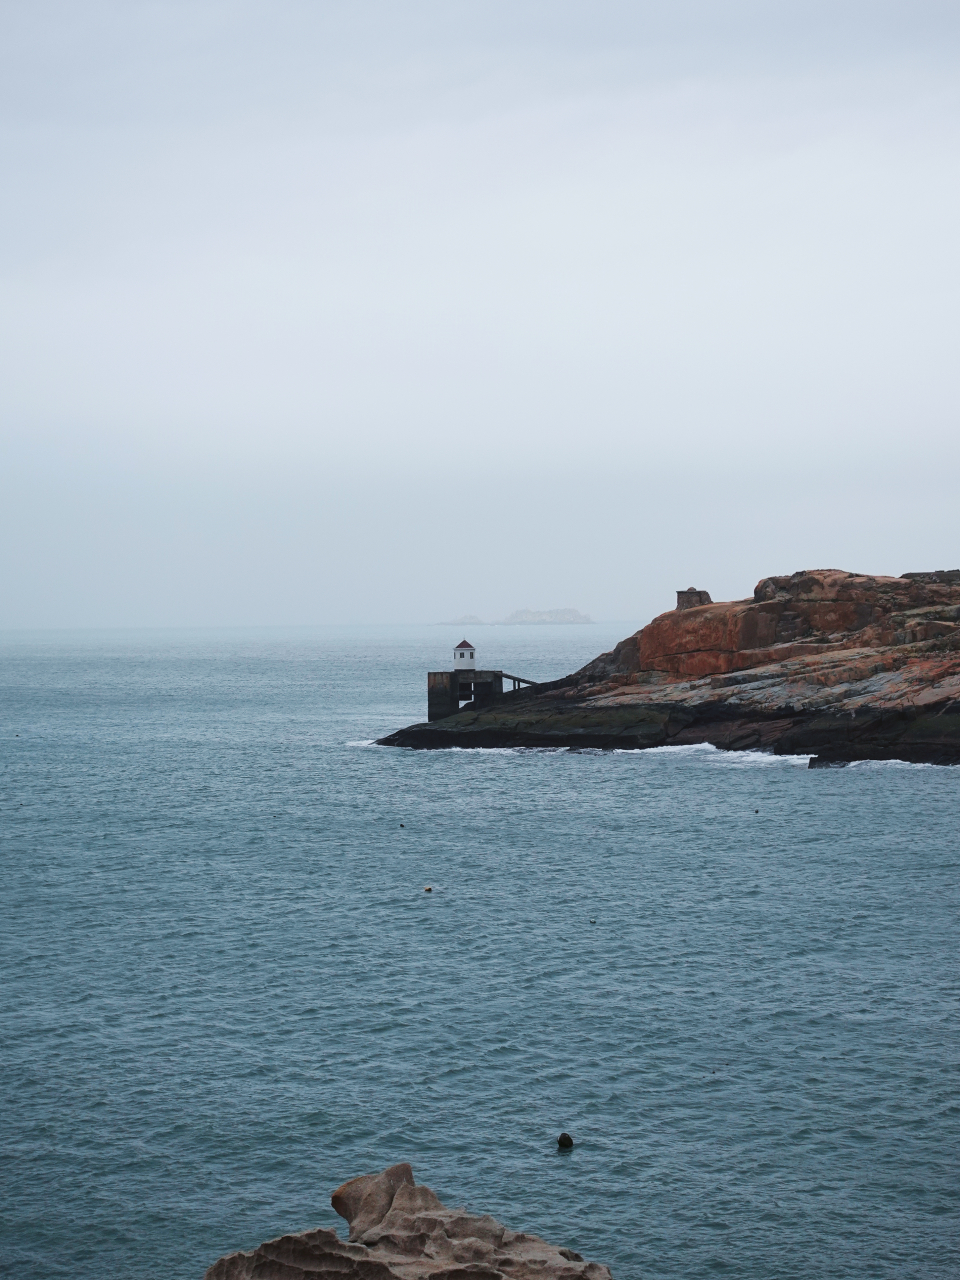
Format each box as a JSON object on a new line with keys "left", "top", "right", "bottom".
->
{"left": 630, "top": 743, "right": 811, "bottom": 768}
{"left": 847, "top": 757, "right": 944, "bottom": 770}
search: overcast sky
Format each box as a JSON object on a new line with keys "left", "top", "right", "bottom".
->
{"left": 2, "top": 1, "right": 959, "bottom": 628}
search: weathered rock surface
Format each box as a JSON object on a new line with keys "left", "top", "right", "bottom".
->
{"left": 378, "top": 570, "right": 960, "bottom": 765}
{"left": 203, "top": 1163, "right": 612, "bottom": 1279}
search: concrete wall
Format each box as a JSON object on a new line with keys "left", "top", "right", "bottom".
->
{"left": 427, "top": 670, "right": 504, "bottom": 721}
{"left": 676, "top": 589, "right": 713, "bottom": 611}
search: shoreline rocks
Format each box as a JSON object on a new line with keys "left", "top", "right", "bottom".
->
{"left": 378, "top": 570, "right": 960, "bottom": 765}
{"left": 204, "top": 1163, "right": 613, "bottom": 1279}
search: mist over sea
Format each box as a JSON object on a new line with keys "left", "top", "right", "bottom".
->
{"left": 1, "top": 625, "right": 958, "bottom": 1279}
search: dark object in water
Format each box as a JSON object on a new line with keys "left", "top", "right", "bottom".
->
{"left": 558, "top": 1132, "right": 573, "bottom": 1148}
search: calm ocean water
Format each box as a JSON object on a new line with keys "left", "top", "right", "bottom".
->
{"left": 1, "top": 624, "right": 958, "bottom": 1280}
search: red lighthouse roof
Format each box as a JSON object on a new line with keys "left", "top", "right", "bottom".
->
{"left": 455, "top": 639, "right": 474, "bottom": 649}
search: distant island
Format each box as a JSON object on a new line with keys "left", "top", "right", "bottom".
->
{"left": 438, "top": 608, "right": 593, "bottom": 626}
{"left": 500, "top": 608, "right": 593, "bottom": 625}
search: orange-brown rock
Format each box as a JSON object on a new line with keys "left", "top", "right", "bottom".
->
{"left": 204, "top": 1163, "right": 613, "bottom": 1280}
{"left": 636, "top": 569, "right": 960, "bottom": 679}
{"left": 379, "top": 569, "right": 960, "bottom": 765}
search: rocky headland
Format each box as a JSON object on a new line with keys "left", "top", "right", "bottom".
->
{"left": 204, "top": 1162, "right": 612, "bottom": 1279}
{"left": 379, "top": 570, "right": 960, "bottom": 765}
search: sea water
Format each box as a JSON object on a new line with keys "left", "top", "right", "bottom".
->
{"left": 1, "top": 625, "right": 958, "bottom": 1280}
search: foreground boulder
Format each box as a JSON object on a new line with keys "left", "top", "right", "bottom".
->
{"left": 378, "top": 569, "right": 960, "bottom": 765}
{"left": 203, "top": 1162, "right": 612, "bottom": 1279}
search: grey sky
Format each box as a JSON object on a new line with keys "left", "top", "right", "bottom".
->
{"left": 2, "top": 1, "right": 959, "bottom": 627}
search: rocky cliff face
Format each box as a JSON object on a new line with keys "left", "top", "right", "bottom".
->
{"left": 587, "top": 569, "right": 960, "bottom": 681}
{"left": 204, "top": 1163, "right": 612, "bottom": 1279}
{"left": 379, "top": 570, "right": 960, "bottom": 765}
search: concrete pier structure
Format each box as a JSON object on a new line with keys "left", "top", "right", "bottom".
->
{"left": 426, "top": 640, "right": 540, "bottom": 721}
{"left": 427, "top": 669, "right": 505, "bottom": 720}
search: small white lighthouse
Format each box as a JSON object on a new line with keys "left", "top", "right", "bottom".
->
{"left": 453, "top": 639, "right": 476, "bottom": 670}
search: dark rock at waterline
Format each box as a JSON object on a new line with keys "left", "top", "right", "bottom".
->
{"left": 558, "top": 1132, "right": 574, "bottom": 1148}
{"left": 204, "top": 1162, "right": 612, "bottom": 1279}
{"left": 378, "top": 569, "right": 960, "bottom": 767}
